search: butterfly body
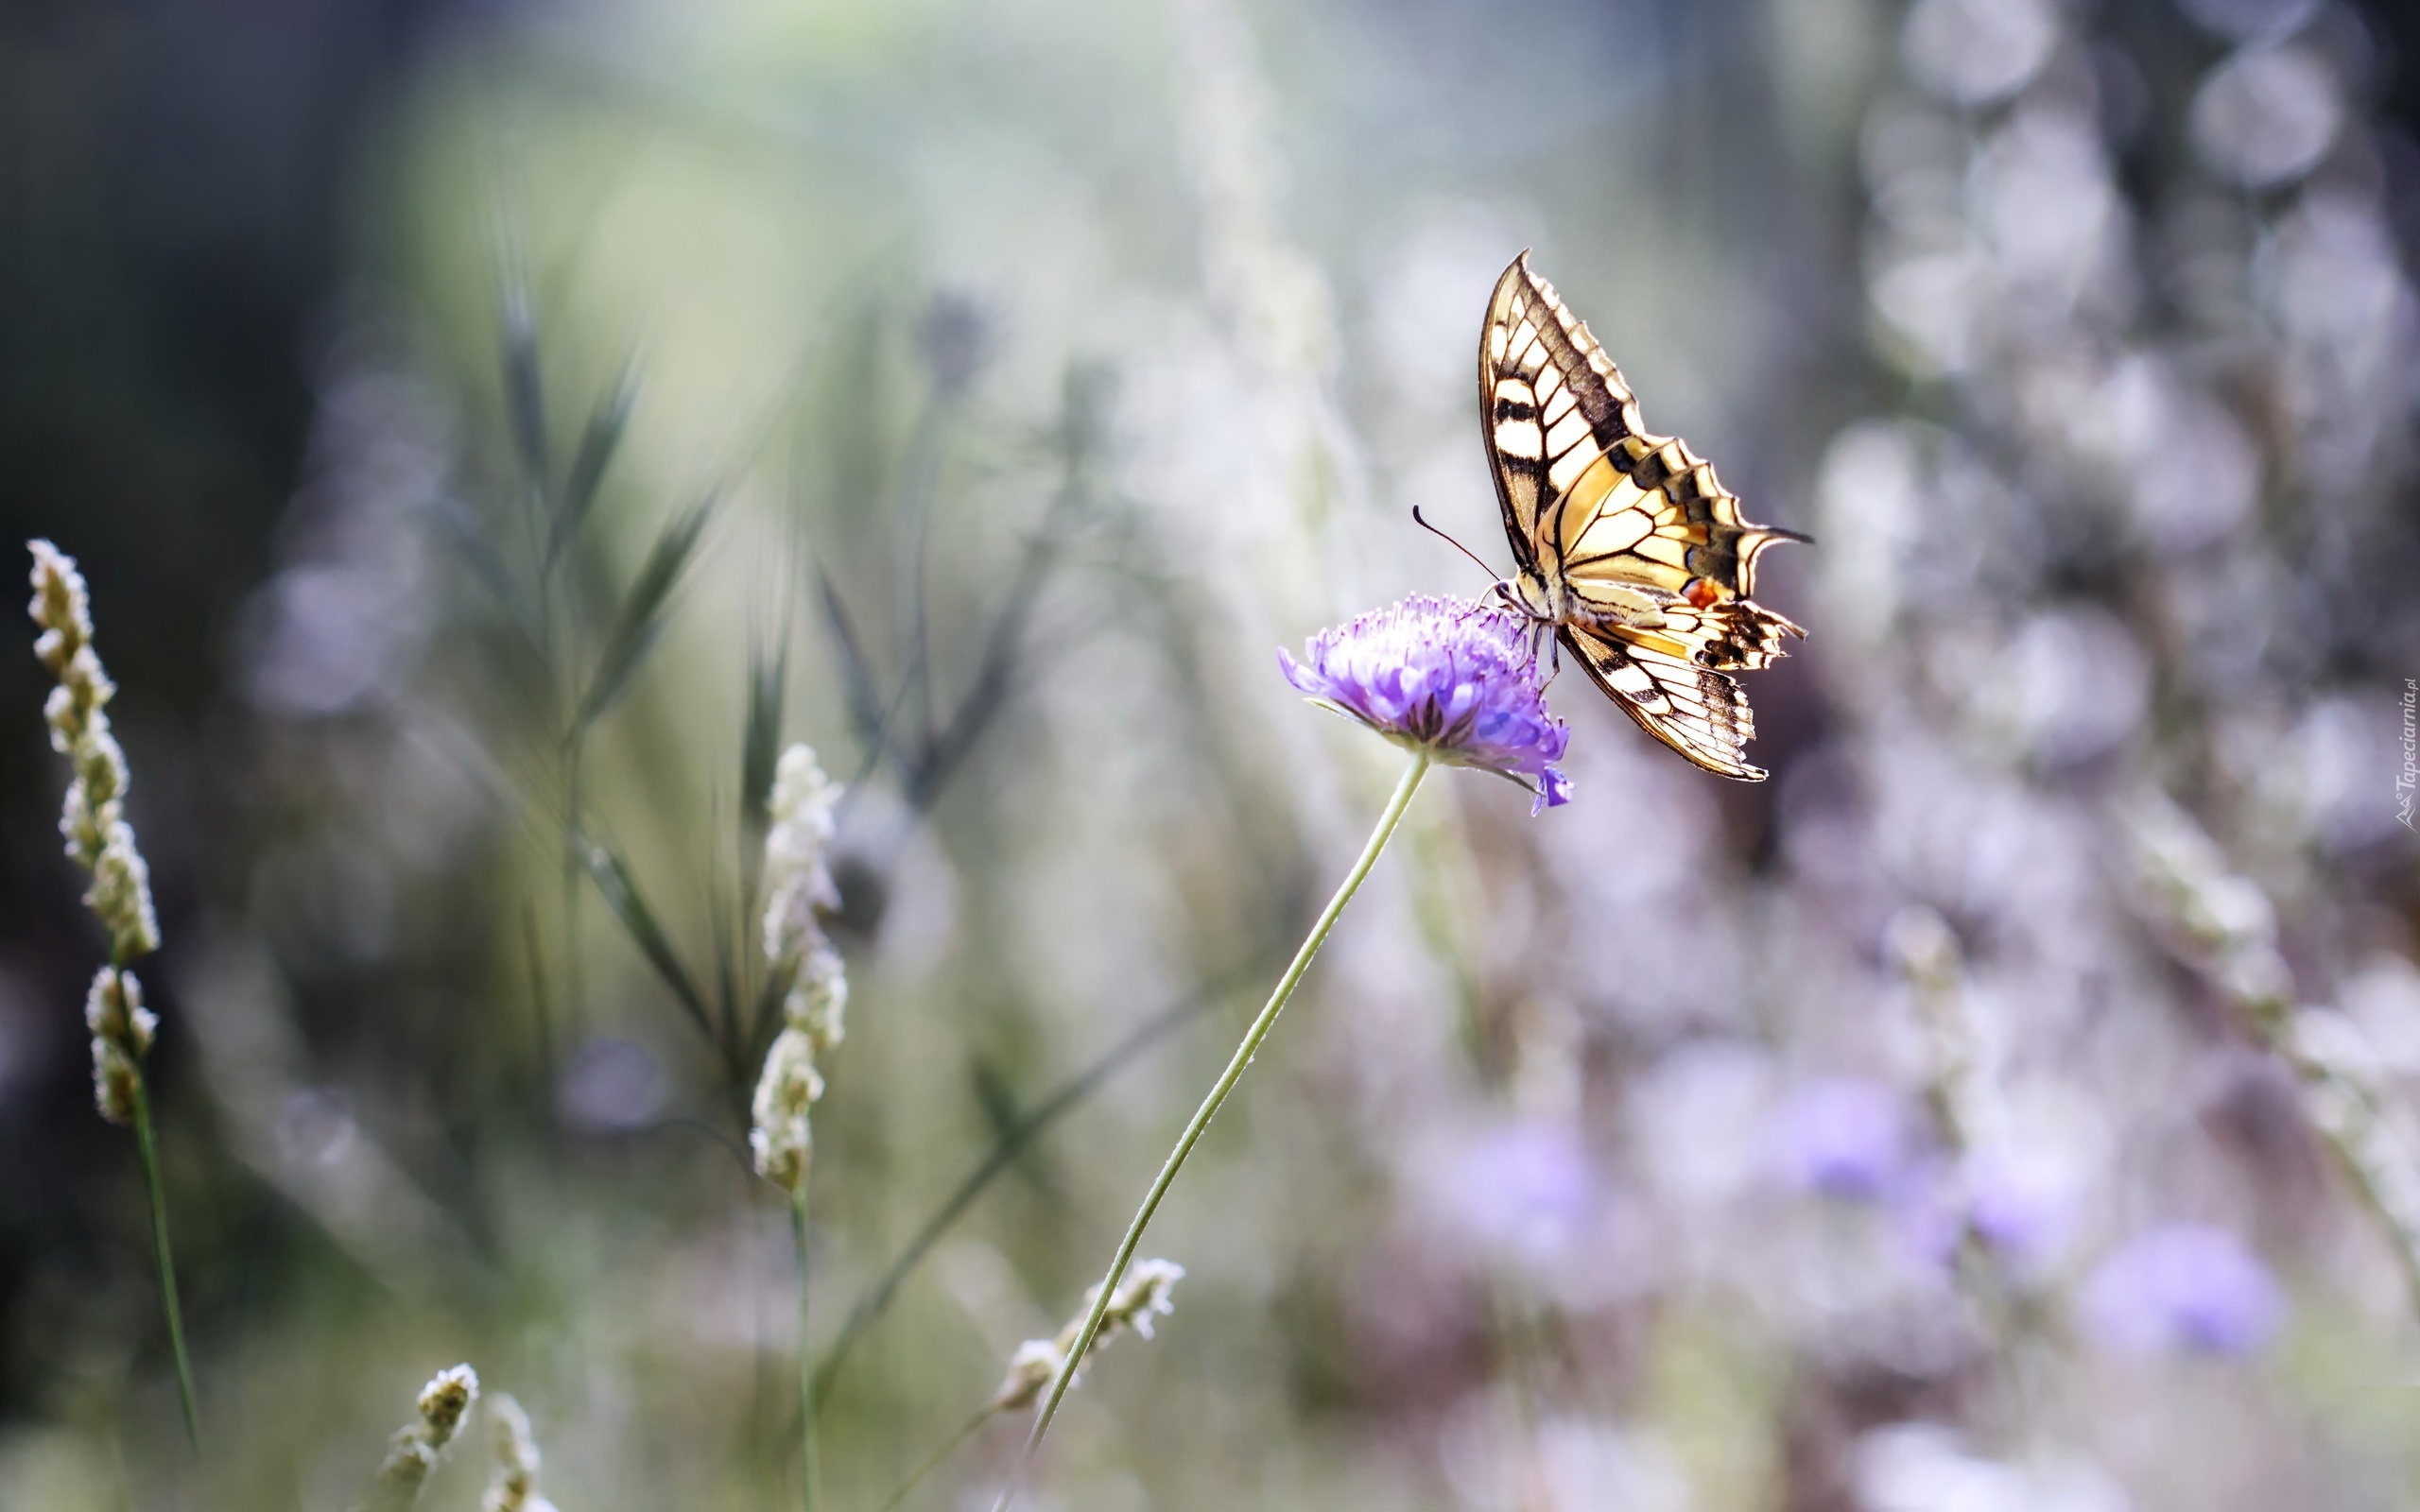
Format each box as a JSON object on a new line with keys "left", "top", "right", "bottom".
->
{"left": 1478, "top": 251, "right": 1806, "bottom": 781}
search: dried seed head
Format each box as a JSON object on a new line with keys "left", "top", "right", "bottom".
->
{"left": 481, "top": 1393, "right": 558, "bottom": 1512}
{"left": 750, "top": 1027, "right": 821, "bottom": 1194}
{"left": 990, "top": 1259, "right": 1186, "bottom": 1411}
{"left": 786, "top": 940, "right": 847, "bottom": 1055}
{"left": 26, "top": 540, "right": 91, "bottom": 662}
{"left": 27, "top": 541, "right": 161, "bottom": 972}
{"left": 762, "top": 743, "right": 842, "bottom": 968}
{"left": 369, "top": 1364, "right": 481, "bottom": 1512}
{"left": 417, "top": 1365, "right": 480, "bottom": 1445}
{"left": 86, "top": 819, "right": 160, "bottom": 960}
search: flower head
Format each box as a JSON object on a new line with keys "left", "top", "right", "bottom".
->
{"left": 750, "top": 1026, "right": 821, "bottom": 1194}
{"left": 482, "top": 1393, "right": 560, "bottom": 1512}
{"left": 83, "top": 967, "right": 156, "bottom": 1125}
{"left": 1281, "top": 594, "right": 1570, "bottom": 813}
{"left": 2079, "top": 1223, "right": 2283, "bottom": 1356}
{"left": 990, "top": 1258, "right": 1187, "bottom": 1410}
{"left": 1768, "top": 1076, "right": 1916, "bottom": 1201}
{"left": 1446, "top": 1119, "right": 1602, "bottom": 1263}
{"left": 372, "top": 1364, "right": 481, "bottom": 1509}
{"left": 750, "top": 743, "right": 849, "bottom": 1194}
{"left": 762, "top": 743, "right": 842, "bottom": 969}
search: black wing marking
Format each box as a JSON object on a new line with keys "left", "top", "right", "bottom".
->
{"left": 1478, "top": 250, "right": 1647, "bottom": 575}
{"left": 1562, "top": 625, "right": 1767, "bottom": 782}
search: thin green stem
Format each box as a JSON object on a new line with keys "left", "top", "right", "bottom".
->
{"left": 130, "top": 1068, "right": 200, "bottom": 1455}
{"left": 811, "top": 979, "right": 1228, "bottom": 1412}
{"left": 875, "top": 1405, "right": 994, "bottom": 1512}
{"left": 792, "top": 1189, "right": 819, "bottom": 1512}
{"left": 995, "top": 751, "right": 1430, "bottom": 1508}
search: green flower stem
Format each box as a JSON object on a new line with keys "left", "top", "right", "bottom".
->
{"left": 130, "top": 1067, "right": 199, "bottom": 1455}
{"left": 998, "top": 751, "right": 1431, "bottom": 1506}
{"left": 792, "top": 1188, "right": 819, "bottom": 1512}
{"left": 875, "top": 1404, "right": 994, "bottom": 1512}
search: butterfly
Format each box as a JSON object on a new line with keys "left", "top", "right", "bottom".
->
{"left": 1478, "top": 251, "right": 1806, "bottom": 781}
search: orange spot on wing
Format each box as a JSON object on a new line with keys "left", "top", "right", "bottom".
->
{"left": 1684, "top": 576, "right": 1721, "bottom": 610}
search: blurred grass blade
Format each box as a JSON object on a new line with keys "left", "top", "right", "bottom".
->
{"left": 549, "top": 364, "right": 639, "bottom": 570}
{"left": 816, "top": 566, "right": 891, "bottom": 759}
{"left": 747, "top": 961, "right": 792, "bottom": 1068}
{"left": 430, "top": 500, "right": 549, "bottom": 689}
{"left": 578, "top": 834, "right": 716, "bottom": 1043}
{"left": 741, "top": 629, "right": 788, "bottom": 841}
{"left": 810, "top": 980, "right": 1231, "bottom": 1410}
{"left": 705, "top": 861, "right": 744, "bottom": 1083}
{"left": 574, "top": 502, "right": 715, "bottom": 737}
{"left": 501, "top": 290, "right": 550, "bottom": 501}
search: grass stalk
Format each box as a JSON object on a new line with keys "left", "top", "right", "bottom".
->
{"left": 995, "top": 752, "right": 1430, "bottom": 1506}
{"left": 875, "top": 1405, "right": 994, "bottom": 1512}
{"left": 810, "top": 980, "right": 1224, "bottom": 1411}
{"left": 130, "top": 1067, "right": 199, "bottom": 1454}
{"left": 792, "top": 1188, "right": 820, "bottom": 1512}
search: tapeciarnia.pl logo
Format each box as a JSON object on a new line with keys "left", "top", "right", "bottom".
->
{"left": 2400, "top": 678, "right": 2417, "bottom": 832}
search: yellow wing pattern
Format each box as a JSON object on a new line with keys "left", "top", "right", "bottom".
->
{"left": 1561, "top": 629, "right": 1770, "bottom": 782}
{"left": 1478, "top": 251, "right": 1806, "bottom": 780}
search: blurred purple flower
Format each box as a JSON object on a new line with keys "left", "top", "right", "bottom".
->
{"left": 1895, "top": 1150, "right": 2077, "bottom": 1270}
{"left": 2079, "top": 1224, "right": 2284, "bottom": 1356}
{"left": 1962, "top": 1150, "right": 2075, "bottom": 1261}
{"left": 1769, "top": 1077, "right": 1915, "bottom": 1200}
{"left": 1447, "top": 1120, "right": 1601, "bottom": 1261}
{"left": 1281, "top": 594, "right": 1570, "bottom": 813}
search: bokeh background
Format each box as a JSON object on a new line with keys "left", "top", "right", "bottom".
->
{"left": 6, "top": 0, "right": 2420, "bottom": 1506}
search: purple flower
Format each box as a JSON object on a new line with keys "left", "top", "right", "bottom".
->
{"left": 1445, "top": 1120, "right": 1602, "bottom": 1261}
{"left": 1280, "top": 594, "right": 1571, "bottom": 813}
{"left": 2079, "top": 1224, "right": 2284, "bottom": 1357}
{"left": 1894, "top": 1151, "right": 2078, "bottom": 1272}
{"left": 1769, "top": 1077, "right": 1915, "bottom": 1201}
{"left": 1961, "top": 1150, "right": 2076, "bottom": 1262}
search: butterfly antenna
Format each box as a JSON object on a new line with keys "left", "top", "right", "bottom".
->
{"left": 1410, "top": 507, "right": 1503, "bottom": 583}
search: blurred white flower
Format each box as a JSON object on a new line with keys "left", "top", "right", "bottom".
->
{"left": 1995, "top": 607, "right": 2150, "bottom": 765}
{"left": 2123, "top": 376, "right": 2259, "bottom": 552}
{"left": 1870, "top": 249, "right": 1993, "bottom": 376}
{"left": 1629, "top": 1040, "right": 1776, "bottom": 1208}
{"left": 1979, "top": 107, "right": 2126, "bottom": 302}
{"left": 1900, "top": 0, "right": 2056, "bottom": 109}
{"left": 1857, "top": 1423, "right": 2130, "bottom": 1512}
{"left": 2190, "top": 46, "right": 2341, "bottom": 189}
{"left": 2340, "top": 955, "right": 2420, "bottom": 1077}
{"left": 1443, "top": 1400, "right": 1689, "bottom": 1512}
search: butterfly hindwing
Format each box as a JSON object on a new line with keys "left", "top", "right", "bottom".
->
{"left": 1561, "top": 627, "right": 1767, "bottom": 782}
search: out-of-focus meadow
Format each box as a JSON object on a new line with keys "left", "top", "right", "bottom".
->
{"left": 7, "top": 0, "right": 2420, "bottom": 1506}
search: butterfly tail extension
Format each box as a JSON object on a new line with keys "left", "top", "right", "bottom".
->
{"left": 1735, "top": 524, "right": 1811, "bottom": 599}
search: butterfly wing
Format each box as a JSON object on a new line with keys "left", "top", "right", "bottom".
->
{"left": 1480, "top": 252, "right": 1806, "bottom": 781}
{"left": 1560, "top": 627, "right": 1769, "bottom": 782}
{"left": 1478, "top": 250, "right": 1647, "bottom": 576}
{"left": 1479, "top": 251, "right": 1806, "bottom": 647}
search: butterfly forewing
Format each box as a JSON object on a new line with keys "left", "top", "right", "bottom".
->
{"left": 1478, "top": 251, "right": 1806, "bottom": 780}
{"left": 1478, "top": 255, "right": 1646, "bottom": 572}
